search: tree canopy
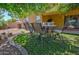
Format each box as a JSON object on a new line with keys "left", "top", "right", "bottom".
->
{"left": 0, "top": 3, "right": 79, "bottom": 19}
{"left": 0, "top": 14, "right": 7, "bottom": 29}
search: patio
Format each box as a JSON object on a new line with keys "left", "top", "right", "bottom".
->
{"left": 0, "top": 3, "right": 79, "bottom": 55}
{"left": 0, "top": 28, "right": 30, "bottom": 35}
{"left": 0, "top": 29, "right": 28, "bottom": 55}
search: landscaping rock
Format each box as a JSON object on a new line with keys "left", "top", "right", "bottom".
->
{"left": 0, "top": 35, "right": 28, "bottom": 55}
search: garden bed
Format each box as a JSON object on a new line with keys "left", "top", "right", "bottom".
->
{"left": 13, "top": 33, "right": 79, "bottom": 55}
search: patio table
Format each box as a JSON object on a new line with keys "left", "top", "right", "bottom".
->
{"left": 42, "top": 24, "right": 56, "bottom": 32}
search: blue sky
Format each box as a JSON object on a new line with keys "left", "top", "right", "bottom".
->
{"left": 3, "top": 12, "right": 12, "bottom": 21}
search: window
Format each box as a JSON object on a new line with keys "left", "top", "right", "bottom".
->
{"left": 65, "top": 16, "right": 78, "bottom": 28}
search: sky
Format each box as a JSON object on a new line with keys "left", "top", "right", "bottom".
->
{"left": 3, "top": 12, "right": 12, "bottom": 21}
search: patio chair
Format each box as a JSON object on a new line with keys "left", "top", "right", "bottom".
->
{"left": 23, "top": 22, "right": 28, "bottom": 30}
{"left": 43, "top": 22, "right": 56, "bottom": 33}
{"left": 23, "top": 20, "right": 34, "bottom": 33}
{"left": 32, "top": 23, "right": 43, "bottom": 33}
{"left": 28, "top": 23, "right": 35, "bottom": 33}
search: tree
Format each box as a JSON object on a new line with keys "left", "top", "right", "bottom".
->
{"left": 0, "top": 14, "right": 7, "bottom": 29}
{"left": 0, "top": 3, "right": 79, "bottom": 19}
{"left": 0, "top": 3, "right": 59, "bottom": 19}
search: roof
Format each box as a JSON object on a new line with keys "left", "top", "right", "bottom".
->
{"left": 42, "top": 12, "right": 63, "bottom": 16}
{"left": 65, "top": 8, "right": 79, "bottom": 16}
{"left": 42, "top": 8, "right": 79, "bottom": 16}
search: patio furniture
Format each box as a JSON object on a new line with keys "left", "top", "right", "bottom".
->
{"left": 32, "top": 23, "right": 43, "bottom": 33}
{"left": 42, "top": 22, "right": 56, "bottom": 32}
{"left": 23, "top": 22, "right": 34, "bottom": 33}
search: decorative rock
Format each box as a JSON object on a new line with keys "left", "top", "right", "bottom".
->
{"left": 0, "top": 34, "right": 28, "bottom": 55}
{"left": 0, "top": 43, "right": 22, "bottom": 55}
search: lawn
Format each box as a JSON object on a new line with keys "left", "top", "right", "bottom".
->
{"left": 61, "top": 33, "right": 79, "bottom": 47}
{"left": 61, "top": 33, "right": 79, "bottom": 40}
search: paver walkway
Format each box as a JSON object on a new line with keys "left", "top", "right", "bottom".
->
{"left": 0, "top": 42, "right": 22, "bottom": 55}
{"left": 0, "top": 28, "right": 30, "bottom": 35}
{"left": 0, "top": 38, "right": 28, "bottom": 55}
{"left": 0, "top": 31, "right": 28, "bottom": 55}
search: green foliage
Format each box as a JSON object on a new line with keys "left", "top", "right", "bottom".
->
{"left": 24, "top": 33, "right": 71, "bottom": 55}
{"left": 14, "top": 33, "right": 29, "bottom": 46}
{"left": 13, "top": 33, "right": 79, "bottom": 55}
{"left": 0, "top": 3, "right": 52, "bottom": 18}
{"left": 0, "top": 3, "right": 79, "bottom": 19}
{"left": 0, "top": 14, "right": 7, "bottom": 29}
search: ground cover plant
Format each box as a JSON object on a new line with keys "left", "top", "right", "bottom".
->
{"left": 14, "top": 33, "right": 79, "bottom": 55}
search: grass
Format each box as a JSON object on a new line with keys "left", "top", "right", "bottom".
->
{"left": 61, "top": 33, "right": 79, "bottom": 40}
{"left": 61, "top": 33, "right": 79, "bottom": 48}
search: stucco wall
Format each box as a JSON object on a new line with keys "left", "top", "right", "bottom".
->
{"left": 42, "top": 8, "right": 79, "bottom": 29}
{"left": 65, "top": 8, "right": 79, "bottom": 16}
{"left": 29, "top": 14, "right": 42, "bottom": 23}
{"left": 29, "top": 14, "right": 36, "bottom": 23}
{"left": 42, "top": 14, "right": 64, "bottom": 29}
{"left": 7, "top": 21, "right": 25, "bottom": 29}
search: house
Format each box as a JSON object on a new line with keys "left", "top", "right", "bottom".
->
{"left": 41, "top": 8, "right": 79, "bottom": 30}
{"left": 6, "top": 8, "right": 79, "bottom": 34}
{"left": 7, "top": 20, "right": 25, "bottom": 29}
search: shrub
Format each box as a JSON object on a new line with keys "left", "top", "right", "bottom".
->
{"left": 14, "top": 33, "right": 78, "bottom": 55}
{"left": 14, "top": 33, "right": 29, "bottom": 46}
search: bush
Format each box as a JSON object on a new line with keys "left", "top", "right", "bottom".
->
{"left": 14, "top": 33, "right": 78, "bottom": 55}
{"left": 14, "top": 33, "right": 29, "bottom": 46}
